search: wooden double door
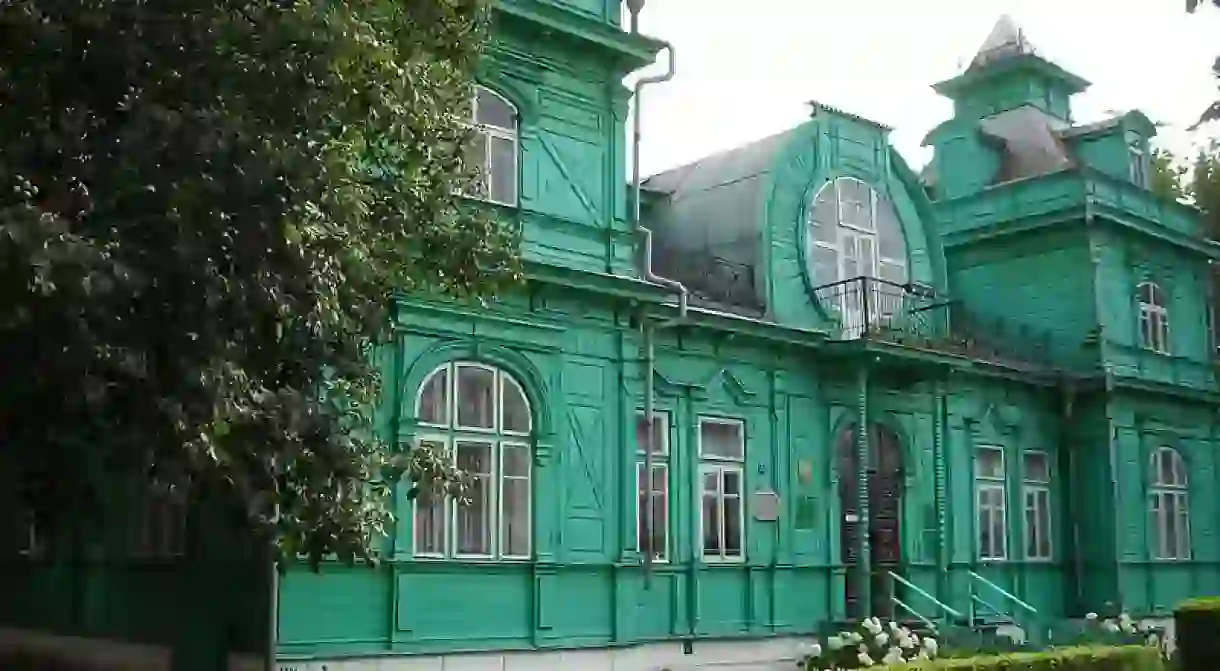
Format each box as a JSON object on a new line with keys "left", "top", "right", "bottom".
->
{"left": 836, "top": 423, "right": 904, "bottom": 619}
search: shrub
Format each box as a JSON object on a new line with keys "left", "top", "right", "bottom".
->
{"left": 888, "top": 645, "right": 1162, "bottom": 670}
{"left": 800, "top": 617, "right": 941, "bottom": 668}
{"left": 1175, "top": 596, "right": 1220, "bottom": 671}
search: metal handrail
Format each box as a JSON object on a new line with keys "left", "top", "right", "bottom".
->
{"left": 887, "top": 570, "right": 965, "bottom": 620}
{"left": 967, "top": 570, "right": 1037, "bottom": 615}
{"left": 893, "top": 596, "right": 938, "bottom": 632}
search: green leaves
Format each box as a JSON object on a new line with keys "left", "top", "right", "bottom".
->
{"left": 0, "top": 0, "right": 516, "bottom": 567}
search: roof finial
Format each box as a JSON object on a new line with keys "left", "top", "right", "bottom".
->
{"left": 970, "top": 13, "right": 1038, "bottom": 70}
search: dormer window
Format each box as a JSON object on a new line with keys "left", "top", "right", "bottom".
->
{"left": 1137, "top": 281, "right": 1170, "bottom": 354}
{"left": 466, "top": 86, "right": 519, "bottom": 207}
{"left": 1128, "top": 143, "right": 1147, "bottom": 189}
{"left": 807, "top": 177, "right": 908, "bottom": 287}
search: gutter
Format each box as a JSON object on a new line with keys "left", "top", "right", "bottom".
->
{"left": 627, "top": 0, "right": 686, "bottom": 590}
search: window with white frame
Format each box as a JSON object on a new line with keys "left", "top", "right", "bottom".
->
{"left": 806, "top": 177, "right": 909, "bottom": 288}
{"left": 698, "top": 417, "right": 745, "bottom": 562}
{"left": 635, "top": 410, "right": 670, "bottom": 562}
{"left": 975, "top": 446, "right": 1007, "bottom": 561}
{"left": 1129, "top": 144, "right": 1148, "bottom": 188}
{"left": 1137, "top": 282, "right": 1170, "bottom": 354}
{"left": 1148, "top": 447, "right": 1190, "bottom": 560}
{"left": 465, "top": 86, "right": 519, "bottom": 207}
{"left": 1022, "top": 451, "right": 1052, "bottom": 561}
{"left": 413, "top": 362, "right": 532, "bottom": 560}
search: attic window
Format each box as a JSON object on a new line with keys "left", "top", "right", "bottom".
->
{"left": 806, "top": 177, "right": 908, "bottom": 287}
{"left": 1128, "top": 144, "right": 1147, "bottom": 189}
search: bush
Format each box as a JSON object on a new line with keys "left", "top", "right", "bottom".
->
{"left": 800, "top": 617, "right": 942, "bottom": 668}
{"left": 1175, "top": 596, "right": 1220, "bottom": 671}
{"left": 889, "top": 645, "right": 1162, "bottom": 670}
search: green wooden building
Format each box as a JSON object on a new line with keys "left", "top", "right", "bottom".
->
{"left": 3, "top": 4, "right": 1219, "bottom": 671}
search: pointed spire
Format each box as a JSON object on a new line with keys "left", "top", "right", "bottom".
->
{"left": 969, "top": 14, "right": 1038, "bottom": 70}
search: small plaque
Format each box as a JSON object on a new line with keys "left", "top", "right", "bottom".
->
{"left": 753, "top": 490, "right": 780, "bottom": 521}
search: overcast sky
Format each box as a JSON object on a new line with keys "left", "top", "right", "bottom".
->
{"left": 626, "top": 0, "right": 1220, "bottom": 177}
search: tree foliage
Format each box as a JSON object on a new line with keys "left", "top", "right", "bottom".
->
{"left": 0, "top": 0, "right": 520, "bottom": 565}
{"left": 1151, "top": 140, "right": 1220, "bottom": 236}
{"left": 1187, "top": 0, "right": 1220, "bottom": 129}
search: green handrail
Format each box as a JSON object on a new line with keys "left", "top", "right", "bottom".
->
{"left": 893, "top": 596, "right": 938, "bottom": 632}
{"left": 967, "top": 570, "right": 1037, "bottom": 615}
{"left": 887, "top": 570, "right": 965, "bottom": 621}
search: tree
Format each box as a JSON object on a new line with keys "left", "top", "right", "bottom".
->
{"left": 0, "top": 0, "right": 519, "bottom": 565}
{"left": 1187, "top": 0, "right": 1220, "bottom": 129}
{"left": 1151, "top": 140, "right": 1220, "bottom": 235}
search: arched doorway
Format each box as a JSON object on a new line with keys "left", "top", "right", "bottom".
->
{"left": 836, "top": 423, "right": 904, "bottom": 619}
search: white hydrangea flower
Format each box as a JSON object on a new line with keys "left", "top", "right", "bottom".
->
{"left": 1147, "top": 633, "right": 1160, "bottom": 647}
{"left": 1103, "top": 621, "right": 1121, "bottom": 633}
{"left": 826, "top": 635, "right": 844, "bottom": 651}
{"left": 805, "top": 642, "right": 822, "bottom": 658}
{"left": 898, "top": 632, "right": 917, "bottom": 649}
{"left": 923, "top": 637, "right": 938, "bottom": 657}
{"left": 874, "top": 632, "right": 889, "bottom": 647}
{"left": 915, "top": 649, "right": 930, "bottom": 661}
{"left": 857, "top": 651, "right": 875, "bottom": 666}
{"left": 889, "top": 620, "right": 900, "bottom": 632}
{"left": 882, "top": 646, "right": 905, "bottom": 665}
{"left": 1085, "top": 612, "right": 1098, "bottom": 620}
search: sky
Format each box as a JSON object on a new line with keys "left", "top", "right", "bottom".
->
{"left": 625, "top": 0, "right": 1220, "bottom": 177}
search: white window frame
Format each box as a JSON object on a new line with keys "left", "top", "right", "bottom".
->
{"left": 975, "top": 445, "right": 1008, "bottom": 562}
{"left": 1149, "top": 447, "right": 1190, "bottom": 561}
{"left": 466, "top": 85, "right": 519, "bottom": 207}
{"left": 1129, "top": 144, "right": 1148, "bottom": 188}
{"left": 698, "top": 416, "right": 746, "bottom": 563}
{"left": 1137, "top": 281, "right": 1170, "bottom": 354}
{"left": 411, "top": 361, "right": 533, "bottom": 561}
{"left": 1021, "top": 451, "right": 1052, "bottom": 561}
{"left": 635, "top": 410, "right": 670, "bottom": 562}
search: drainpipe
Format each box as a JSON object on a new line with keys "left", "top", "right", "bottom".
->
{"left": 627, "top": 0, "right": 686, "bottom": 589}
{"left": 265, "top": 503, "right": 280, "bottom": 671}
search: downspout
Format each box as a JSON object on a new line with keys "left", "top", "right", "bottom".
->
{"left": 627, "top": 0, "right": 686, "bottom": 589}
{"left": 265, "top": 503, "right": 280, "bottom": 671}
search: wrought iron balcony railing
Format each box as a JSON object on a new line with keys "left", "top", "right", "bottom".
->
{"left": 813, "top": 276, "right": 1059, "bottom": 372}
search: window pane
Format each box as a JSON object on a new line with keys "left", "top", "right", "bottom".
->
{"left": 456, "top": 365, "right": 496, "bottom": 429}
{"left": 464, "top": 131, "right": 488, "bottom": 199}
{"left": 700, "top": 420, "right": 744, "bottom": 460}
{"left": 418, "top": 368, "right": 449, "bottom": 425}
{"left": 876, "top": 198, "right": 905, "bottom": 260}
{"left": 976, "top": 448, "right": 1004, "bottom": 479}
{"left": 501, "top": 376, "right": 530, "bottom": 434}
{"left": 414, "top": 487, "right": 446, "bottom": 555}
{"left": 636, "top": 412, "right": 667, "bottom": 455}
{"left": 489, "top": 136, "right": 516, "bottom": 204}
{"left": 724, "top": 469, "right": 741, "bottom": 497}
{"left": 475, "top": 88, "right": 516, "bottom": 130}
{"left": 456, "top": 442, "right": 493, "bottom": 555}
{"left": 838, "top": 179, "right": 873, "bottom": 230}
{"left": 810, "top": 244, "right": 837, "bottom": 286}
{"left": 1036, "top": 490, "right": 1051, "bottom": 558}
{"left": 977, "top": 499, "right": 992, "bottom": 558}
{"left": 502, "top": 443, "right": 530, "bottom": 478}
{"left": 414, "top": 439, "right": 448, "bottom": 556}
{"left": 702, "top": 490, "right": 721, "bottom": 556}
{"left": 812, "top": 187, "right": 838, "bottom": 231}
{"left": 502, "top": 476, "right": 530, "bottom": 558}
{"left": 1023, "top": 452, "right": 1049, "bottom": 482}
{"left": 878, "top": 261, "right": 906, "bottom": 284}
{"left": 637, "top": 464, "right": 668, "bottom": 561}
{"left": 724, "top": 494, "right": 742, "bottom": 556}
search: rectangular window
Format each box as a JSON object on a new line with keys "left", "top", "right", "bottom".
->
{"left": 635, "top": 411, "right": 670, "bottom": 561}
{"left": 1022, "top": 451, "right": 1052, "bottom": 561}
{"left": 1150, "top": 490, "right": 1191, "bottom": 560}
{"left": 976, "top": 446, "right": 1007, "bottom": 561}
{"left": 699, "top": 417, "right": 745, "bottom": 561}
{"left": 413, "top": 437, "right": 531, "bottom": 560}
{"left": 1129, "top": 146, "right": 1147, "bottom": 188}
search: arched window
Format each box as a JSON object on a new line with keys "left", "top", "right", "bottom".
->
{"left": 1137, "top": 281, "right": 1170, "bottom": 353}
{"left": 1148, "top": 447, "right": 1190, "bottom": 560}
{"left": 467, "top": 86, "right": 519, "bottom": 207}
{"left": 807, "top": 177, "right": 908, "bottom": 288}
{"left": 413, "top": 362, "right": 532, "bottom": 560}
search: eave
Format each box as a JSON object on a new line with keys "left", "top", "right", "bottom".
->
{"left": 494, "top": 0, "right": 663, "bottom": 72}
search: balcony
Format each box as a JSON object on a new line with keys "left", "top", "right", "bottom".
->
{"left": 812, "top": 277, "right": 1060, "bottom": 373}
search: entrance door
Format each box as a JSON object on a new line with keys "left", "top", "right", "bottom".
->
{"left": 837, "top": 423, "right": 904, "bottom": 619}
